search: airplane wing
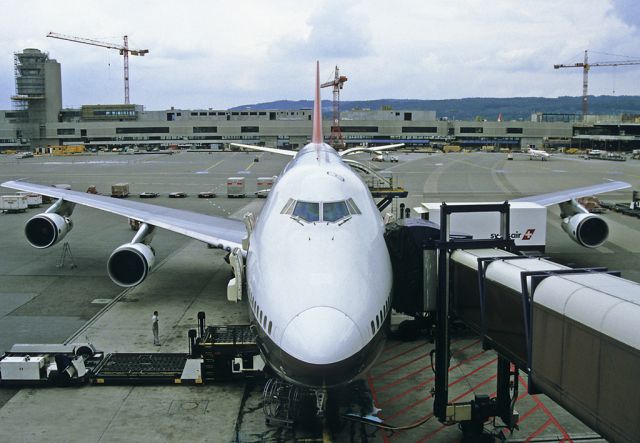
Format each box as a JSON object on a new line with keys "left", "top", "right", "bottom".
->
{"left": 339, "top": 143, "right": 405, "bottom": 157}
{"left": 1, "top": 180, "right": 246, "bottom": 251}
{"left": 512, "top": 181, "right": 631, "bottom": 206}
{"left": 230, "top": 143, "right": 297, "bottom": 157}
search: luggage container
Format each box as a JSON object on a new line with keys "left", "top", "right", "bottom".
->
{"left": 111, "top": 183, "right": 130, "bottom": 198}
{"left": 256, "top": 176, "right": 275, "bottom": 198}
{"left": 227, "top": 177, "right": 245, "bottom": 198}
{"left": 0, "top": 195, "right": 28, "bottom": 213}
{"left": 17, "top": 192, "right": 42, "bottom": 208}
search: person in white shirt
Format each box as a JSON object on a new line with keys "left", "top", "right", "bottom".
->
{"left": 152, "top": 311, "right": 160, "bottom": 346}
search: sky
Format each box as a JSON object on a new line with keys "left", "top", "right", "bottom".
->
{"left": 0, "top": 0, "right": 639, "bottom": 110}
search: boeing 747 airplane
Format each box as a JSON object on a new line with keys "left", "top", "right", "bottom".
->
{"left": 1, "top": 63, "right": 630, "bottom": 417}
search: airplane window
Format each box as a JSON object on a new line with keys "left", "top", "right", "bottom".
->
{"left": 263, "top": 315, "right": 267, "bottom": 328}
{"left": 346, "top": 198, "right": 361, "bottom": 215}
{"left": 268, "top": 321, "right": 272, "bottom": 334}
{"left": 376, "top": 315, "right": 380, "bottom": 329}
{"left": 292, "top": 201, "right": 320, "bottom": 222}
{"left": 371, "top": 321, "right": 375, "bottom": 335}
{"left": 323, "top": 201, "right": 350, "bottom": 222}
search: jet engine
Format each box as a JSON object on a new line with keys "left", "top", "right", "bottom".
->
{"left": 561, "top": 213, "right": 609, "bottom": 248}
{"left": 24, "top": 213, "right": 73, "bottom": 249}
{"left": 107, "top": 242, "right": 155, "bottom": 287}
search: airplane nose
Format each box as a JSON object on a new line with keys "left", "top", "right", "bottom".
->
{"left": 281, "top": 306, "right": 365, "bottom": 365}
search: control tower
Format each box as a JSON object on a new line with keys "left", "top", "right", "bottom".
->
{"left": 11, "top": 49, "right": 62, "bottom": 147}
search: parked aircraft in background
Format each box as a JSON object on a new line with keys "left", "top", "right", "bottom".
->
{"left": 527, "top": 147, "right": 551, "bottom": 160}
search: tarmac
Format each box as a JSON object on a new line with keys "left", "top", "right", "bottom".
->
{"left": 0, "top": 150, "right": 638, "bottom": 442}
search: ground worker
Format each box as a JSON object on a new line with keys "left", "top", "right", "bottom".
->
{"left": 152, "top": 311, "right": 160, "bottom": 345}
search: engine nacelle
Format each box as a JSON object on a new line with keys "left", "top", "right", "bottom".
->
{"left": 561, "top": 213, "right": 609, "bottom": 248}
{"left": 24, "top": 213, "right": 73, "bottom": 249}
{"left": 107, "top": 243, "right": 155, "bottom": 287}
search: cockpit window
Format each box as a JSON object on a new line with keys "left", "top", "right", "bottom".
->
{"left": 346, "top": 198, "right": 361, "bottom": 215}
{"left": 281, "top": 198, "right": 296, "bottom": 215}
{"left": 282, "top": 198, "right": 361, "bottom": 224}
{"left": 292, "top": 201, "right": 320, "bottom": 222}
{"left": 323, "top": 201, "right": 350, "bottom": 222}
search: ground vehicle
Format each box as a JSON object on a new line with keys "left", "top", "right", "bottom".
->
{"left": 111, "top": 183, "right": 130, "bottom": 198}
{"left": 227, "top": 177, "right": 246, "bottom": 198}
{"left": 372, "top": 153, "right": 399, "bottom": 162}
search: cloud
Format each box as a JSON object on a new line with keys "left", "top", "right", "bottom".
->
{"left": 273, "top": 0, "right": 373, "bottom": 60}
{"left": 0, "top": 0, "right": 639, "bottom": 109}
{"left": 611, "top": 0, "right": 640, "bottom": 30}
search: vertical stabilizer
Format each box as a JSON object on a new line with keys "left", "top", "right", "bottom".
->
{"left": 312, "top": 61, "right": 323, "bottom": 144}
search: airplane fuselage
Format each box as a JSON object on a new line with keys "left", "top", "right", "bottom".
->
{"left": 246, "top": 143, "right": 393, "bottom": 388}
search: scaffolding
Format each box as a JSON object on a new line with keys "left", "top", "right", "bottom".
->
{"left": 10, "top": 49, "right": 49, "bottom": 125}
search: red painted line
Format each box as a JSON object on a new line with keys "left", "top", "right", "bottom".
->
{"left": 517, "top": 404, "right": 540, "bottom": 425}
{"left": 380, "top": 350, "right": 494, "bottom": 408}
{"left": 518, "top": 375, "right": 571, "bottom": 441}
{"left": 376, "top": 339, "right": 482, "bottom": 392}
{"left": 384, "top": 357, "right": 497, "bottom": 420}
{"left": 376, "top": 363, "right": 432, "bottom": 394}
{"left": 385, "top": 351, "right": 496, "bottom": 404}
{"left": 373, "top": 341, "right": 427, "bottom": 367}
{"left": 371, "top": 352, "right": 429, "bottom": 381}
{"left": 367, "top": 372, "right": 389, "bottom": 443}
{"left": 525, "top": 417, "right": 553, "bottom": 442}
{"left": 412, "top": 374, "right": 499, "bottom": 443}
{"left": 382, "top": 339, "right": 405, "bottom": 353}
{"left": 377, "top": 344, "right": 487, "bottom": 403}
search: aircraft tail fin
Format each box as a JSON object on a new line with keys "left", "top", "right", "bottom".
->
{"left": 312, "top": 61, "right": 323, "bottom": 144}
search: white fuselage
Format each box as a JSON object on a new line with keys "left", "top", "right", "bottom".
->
{"left": 246, "top": 143, "right": 393, "bottom": 388}
{"left": 528, "top": 148, "right": 550, "bottom": 160}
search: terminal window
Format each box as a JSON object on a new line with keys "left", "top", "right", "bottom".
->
{"left": 342, "top": 126, "right": 379, "bottom": 133}
{"left": 116, "top": 127, "right": 170, "bottom": 134}
{"left": 56, "top": 128, "right": 75, "bottom": 135}
{"left": 193, "top": 126, "right": 218, "bottom": 133}
{"left": 460, "top": 127, "right": 483, "bottom": 134}
{"left": 402, "top": 127, "right": 437, "bottom": 133}
{"left": 506, "top": 127, "right": 523, "bottom": 134}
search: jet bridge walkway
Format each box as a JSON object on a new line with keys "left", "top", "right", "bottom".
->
{"left": 385, "top": 203, "right": 640, "bottom": 442}
{"left": 344, "top": 159, "right": 408, "bottom": 210}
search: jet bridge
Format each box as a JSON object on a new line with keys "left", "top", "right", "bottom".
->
{"left": 403, "top": 202, "right": 640, "bottom": 443}
{"left": 344, "top": 159, "right": 408, "bottom": 210}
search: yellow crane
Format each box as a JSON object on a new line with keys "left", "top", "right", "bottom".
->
{"left": 47, "top": 32, "right": 149, "bottom": 104}
{"left": 554, "top": 50, "right": 640, "bottom": 117}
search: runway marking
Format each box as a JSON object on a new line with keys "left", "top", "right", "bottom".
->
{"left": 245, "top": 160, "right": 257, "bottom": 171}
{"left": 205, "top": 159, "right": 225, "bottom": 171}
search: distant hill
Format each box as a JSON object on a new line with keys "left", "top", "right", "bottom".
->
{"left": 230, "top": 96, "right": 640, "bottom": 121}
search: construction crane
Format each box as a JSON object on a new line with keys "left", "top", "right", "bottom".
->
{"left": 321, "top": 66, "right": 348, "bottom": 149}
{"left": 47, "top": 32, "right": 149, "bottom": 104}
{"left": 554, "top": 50, "right": 640, "bottom": 118}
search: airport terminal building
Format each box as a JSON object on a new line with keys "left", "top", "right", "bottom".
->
{"left": 2, "top": 48, "right": 640, "bottom": 152}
